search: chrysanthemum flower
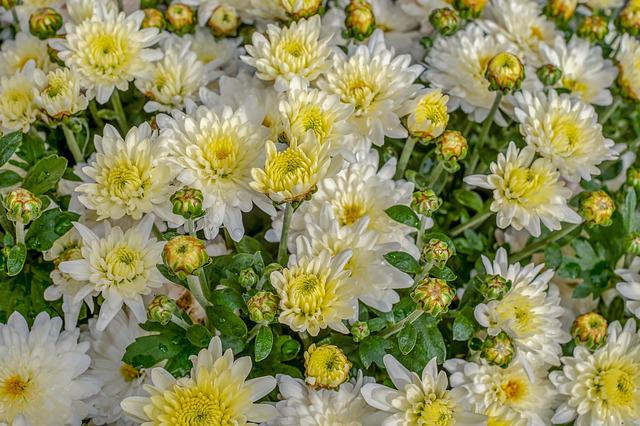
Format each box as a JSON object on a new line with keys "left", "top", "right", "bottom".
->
{"left": 0, "top": 62, "right": 43, "bottom": 133}
{"left": 183, "top": 28, "right": 243, "bottom": 74}
{"left": 398, "top": 88, "right": 449, "bottom": 141}
{"left": 51, "top": 3, "right": 162, "bottom": 103}
{"left": 551, "top": 320, "right": 640, "bottom": 425}
{"left": 76, "top": 123, "right": 177, "bottom": 222}
{"left": 474, "top": 248, "right": 571, "bottom": 366}
{"left": 35, "top": 67, "right": 89, "bottom": 122}
{"left": 121, "top": 336, "right": 277, "bottom": 425}
{"left": 58, "top": 215, "right": 165, "bottom": 331}
{"left": 0, "top": 311, "right": 99, "bottom": 425}
{"left": 66, "top": 0, "right": 118, "bottom": 24}
{"left": 514, "top": 90, "right": 616, "bottom": 182}
{"left": 464, "top": 142, "right": 581, "bottom": 237}
{"left": 242, "top": 15, "right": 332, "bottom": 91}
{"left": 0, "top": 32, "right": 54, "bottom": 77}
{"left": 361, "top": 355, "right": 486, "bottom": 425}
{"left": 616, "top": 33, "right": 640, "bottom": 101}
{"left": 271, "top": 246, "right": 356, "bottom": 336}
{"left": 616, "top": 256, "right": 640, "bottom": 319}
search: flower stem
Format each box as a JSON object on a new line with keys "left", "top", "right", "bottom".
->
{"left": 380, "top": 310, "right": 423, "bottom": 339}
{"left": 426, "top": 162, "right": 444, "bottom": 189}
{"left": 61, "top": 123, "right": 84, "bottom": 164}
{"left": 170, "top": 314, "right": 190, "bottom": 330}
{"left": 600, "top": 97, "right": 622, "bottom": 124}
{"left": 277, "top": 203, "right": 294, "bottom": 266}
{"left": 186, "top": 219, "right": 196, "bottom": 237}
{"left": 298, "top": 331, "right": 312, "bottom": 349}
{"left": 395, "top": 136, "right": 418, "bottom": 180}
{"left": 247, "top": 324, "right": 262, "bottom": 342}
{"left": 187, "top": 274, "right": 211, "bottom": 309}
{"left": 89, "top": 100, "right": 104, "bottom": 128}
{"left": 416, "top": 215, "right": 430, "bottom": 250}
{"left": 14, "top": 220, "right": 24, "bottom": 245}
{"left": 450, "top": 211, "right": 493, "bottom": 237}
{"left": 110, "top": 90, "right": 128, "bottom": 133}
{"left": 467, "top": 92, "right": 503, "bottom": 174}
{"left": 511, "top": 223, "right": 581, "bottom": 263}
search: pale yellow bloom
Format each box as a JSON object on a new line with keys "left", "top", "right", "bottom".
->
{"left": 399, "top": 88, "right": 449, "bottom": 141}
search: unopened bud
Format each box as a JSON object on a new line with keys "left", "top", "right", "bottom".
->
{"left": 421, "top": 239, "right": 453, "bottom": 268}
{"left": 148, "top": 295, "right": 178, "bottom": 325}
{"left": 579, "top": 190, "right": 615, "bottom": 227}
{"left": 351, "top": 320, "right": 370, "bottom": 342}
{"left": 165, "top": 3, "right": 195, "bottom": 35}
{"left": 29, "top": 7, "right": 63, "bottom": 40}
{"left": 284, "top": 0, "right": 324, "bottom": 19}
{"left": 162, "top": 235, "right": 209, "bottom": 279}
{"left": 429, "top": 8, "right": 460, "bottom": 36}
{"left": 617, "top": 3, "right": 640, "bottom": 36}
{"left": 481, "top": 331, "right": 514, "bottom": 368}
{"left": 624, "top": 232, "right": 640, "bottom": 256}
{"left": 536, "top": 64, "right": 562, "bottom": 86}
{"left": 412, "top": 277, "right": 455, "bottom": 316}
{"left": 208, "top": 4, "right": 241, "bottom": 37}
{"left": 485, "top": 52, "right": 525, "bottom": 94}
{"left": 142, "top": 8, "right": 166, "bottom": 30}
{"left": 247, "top": 291, "right": 279, "bottom": 324}
{"left": 0, "top": 0, "right": 15, "bottom": 9}
{"left": 480, "top": 274, "right": 512, "bottom": 301}
{"left": 171, "top": 187, "right": 205, "bottom": 220}
{"left": 4, "top": 188, "right": 42, "bottom": 224}
{"left": 304, "top": 344, "right": 351, "bottom": 388}
{"left": 627, "top": 167, "right": 640, "bottom": 191}
{"left": 453, "top": 0, "right": 487, "bottom": 19}
{"left": 344, "top": 0, "right": 376, "bottom": 41}
{"left": 544, "top": 0, "right": 577, "bottom": 22}
{"left": 572, "top": 312, "right": 607, "bottom": 350}
{"left": 577, "top": 15, "right": 608, "bottom": 43}
{"left": 411, "top": 190, "right": 442, "bottom": 217}
{"left": 405, "top": 89, "right": 449, "bottom": 141}
{"left": 239, "top": 268, "right": 259, "bottom": 289}
{"left": 436, "top": 130, "right": 468, "bottom": 163}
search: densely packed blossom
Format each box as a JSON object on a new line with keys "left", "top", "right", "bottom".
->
{"left": 0, "top": 0, "right": 639, "bottom": 424}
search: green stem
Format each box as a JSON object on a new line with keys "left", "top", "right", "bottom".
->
{"left": 247, "top": 324, "right": 262, "bottom": 342}
{"left": 110, "top": 90, "right": 128, "bottom": 133}
{"left": 298, "top": 331, "right": 312, "bottom": 349}
{"left": 61, "top": 123, "right": 84, "bottom": 164}
{"left": 600, "top": 97, "right": 623, "bottom": 124}
{"left": 277, "top": 203, "right": 294, "bottom": 266}
{"left": 14, "top": 220, "right": 24, "bottom": 245}
{"left": 511, "top": 223, "right": 581, "bottom": 263}
{"left": 187, "top": 275, "right": 211, "bottom": 309}
{"left": 170, "top": 315, "right": 190, "bottom": 330}
{"left": 395, "top": 136, "right": 418, "bottom": 180}
{"left": 416, "top": 216, "right": 430, "bottom": 250}
{"left": 461, "top": 120, "right": 473, "bottom": 138}
{"left": 89, "top": 100, "right": 104, "bottom": 129}
{"left": 467, "top": 92, "right": 503, "bottom": 174}
{"left": 426, "top": 162, "right": 444, "bottom": 189}
{"left": 381, "top": 310, "right": 423, "bottom": 338}
{"left": 186, "top": 219, "right": 196, "bottom": 237}
{"left": 450, "top": 211, "right": 493, "bottom": 237}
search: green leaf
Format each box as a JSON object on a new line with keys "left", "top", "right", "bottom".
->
{"left": 420, "top": 323, "right": 447, "bottom": 363}
{"left": 0, "top": 132, "right": 22, "bottom": 167}
{"left": 123, "top": 334, "right": 184, "bottom": 369}
{"left": 385, "top": 205, "right": 420, "bottom": 228}
{"left": 25, "top": 208, "right": 79, "bottom": 251}
{"left": 207, "top": 305, "right": 248, "bottom": 338}
{"left": 209, "top": 288, "right": 245, "bottom": 312}
{"left": 384, "top": 251, "right": 420, "bottom": 274}
{"left": 572, "top": 282, "right": 594, "bottom": 299}
{"left": 0, "top": 170, "right": 22, "bottom": 188}
{"left": 623, "top": 188, "right": 639, "bottom": 232}
{"left": 398, "top": 323, "right": 417, "bottom": 355}
{"left": 558, "top": 262, "right": 581, "bottom": 279}
{"left": 572, "top": 239, "right": 598, "bottom": 269}
{"left": 429, "top": 266, "right": 457, "bottom": 281}
{"left": 274, "top": 335, "right": 300, "bottom": 362}
{"left": 544, "top": 244, "right": 562, "bottom": 270}
{"left": 359, "top": 336, "right": 392, "bottom": 369}
{"left": 452, "top": 308, "right": 476, "bottom": 341}
{"left": 255, "top": 326, "right": 273, "bottom": 362}
{"left": 454, "top": 189, "right": 483, "bottom": 212}
{"left": 22, "top": 155, "right": 67, "bottom": 194}
{"left": 186, "top": 324, "right": 212, "bottom": 348}
{"left": 6, "top": 243, "right": 26, "bottom": 276}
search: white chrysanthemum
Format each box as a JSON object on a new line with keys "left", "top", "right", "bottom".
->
{"left": 617, "top": 33, "right": 640, "bottom": 101}
{"left": 616, "top": 256, "right": 640, "bottom": 319}
{"left": 361, "top": 355, "right": 486, "bottom": 425}
{"left": 0, "top": 62, "right": 43, "bottom": 133}
{"left": 85, "top": 310, "right": 150, "bottom": 426}
{"left": 479, "top": 0, "right": 559, "bottom": 66}
{"left": 551, "top": 320, "right": 640, "bottom": 426}
{"left": 398, "top": 88, "right": 450, "bottom": 141}
{"left": 579, "top": 0, "right": 624, "bottom": 10}
{"left": 464, "top": 142, "right": 582, "bottom": 237}
{"left": 121, "top": 336, "right": 277, "bottom": 425}
{"left": 446, "top": 358, "right": 557, "bottom": 425}
{"left": 135, "top": 37, "right": 217, "bottom": 113}
{"left": 271, "top": 247, "right": 356, "bottom": 336}
{"left": 58, "top": 215, "right": 165, "bottom": 331}
{"left": 0, "top": 32, "right": 54, "bottom": 77}
{"left": 183, "top": 28, "right": 243, "bottom": 74}
{"left": 247, "top": 0, "right": 289, "bottom": 22}
{"left": 66, "top": 0, "right": 118, "bottom": 23}
{"left": 242, "top": 15, "right": 332, "bottom": 90}
{"left": 474, "top": 247, "right": 571, "bottom": 366}
{"left": 34, "top": 67, "right": 88, "bottom": 121}
{"left": 319, "top": 30, "right": 423, "bottom": 146}
{"left": 398, "top": 0, "right": 449, "bottom": 32}
{"left": 513, "top": 90, "right": 616, "bottom": 182}
{"left": 296, "top": 207, "right": 413, "bottom": 312}
{"left": 540, "top": 35, "right": 617, "bottom": 106}
{"left": 76, "top": 123, "right": 177, "bottom": 222}
{"left": 268, "top": 372, "right": 380, "bottom": 426}
{"left": 157, "top": 104, "right": 275, "bottom": 241}
{"left": 52, "top": 4, "right": 162, "bottom": 103}
{"left": 0, "top": 312, "right": 99, "bottom": 426}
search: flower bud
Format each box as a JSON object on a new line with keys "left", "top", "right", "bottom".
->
{"left": 247, "top": 291, "right": 279, "bottom": 324}
{"left": 624, "top": 232, "right": 640, "bottom": 256}
{"left": 304, "top": 344, "right": 351, "bottom": 388}
{"left": 480, "top": 274, "right": 512, "bottom": 301}
{"left": 147, "top": 295, "right": 178, "bottom": 325}
{"left": 412, "top": 277, "right": 455, "bottom": 316}
{"left": 405, "top": 89, "right": 449, "bottom": 142}
{"left": 485, "top": 52, "right": 525, "bottom": 94}
{"left": 239, "top": 267, "right": 259, "bottom": 289}
{"left": 421, "top": 239, "right": 453, "bottom": 268}
{"left": 436, "top": 130, "right": 468, "bottom": 162}
{"left": 4, "top": 188, "right": 42, "bottom": 224}
{"left": 429, "top": 8, "right": 460, "bottom": 36}
{"left": 0, "top": 0, "right": 15, "bottom": 9}
{"left": 142, "top": 8, "right": 166, "bottom": 30}
{"left": 572, "top": 312, "right": 607, "bottom": 350}
{"left": 29, "top": 7, "right": 63, "bottom": 40}
{"left": 544, "top": 0, "right": 577, "bottom": 22}
{"left": 453, "top": 0, "right": 487, "bottom": 19}
{"left": 351, "top": 321, "right": 370, "bottom": 342}
{"left": 617, "top": 3, "right": 640, "bottom": 36}
{"left": 579, "top": 190, "right": 615, "bottom": 227}
{"left": 165, "top": 3, "right": 195, "bottom": 35}
{"left": 208, "top": 4, "right": 241, "bottom": 37}
{"left": 284, "top": 0, "right": 324, "bottom": 19}
{"left": 162, "top": 235, "right": 209, "bottom": 279}
{"left": 577, "top": 15, "right": 608, "bottom": 43}
{"left": 627, "top": 167, "right": 640, "bottom": 191}
{"left": 411, "top": 190, "right": 442, "bottom": 217}
{"left": 481, "top": 331, "right": 514, "bottom": 368}
{"left": 344, "top": 0, "right": 376, "bottom": 41}
{"left": 171, "top": 187, "right": 205, "bottom": 220}
{"left": 536, "top": 64, "right": 562, "bottom": 86}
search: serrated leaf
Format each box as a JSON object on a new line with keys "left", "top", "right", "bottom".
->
{"left": 454, "top": 189, "right": 483, "bottom": 212}
{"left": 255, "top": 326, "right": 273, "bottom": 362}
{"left": 398, "top": 323, "right": 417, "bottom": 355}
{"left": 6, "top": 243, "right": 26, "bottom": 276}
{"left": 359, "top": 336, "right": 392, "bottom": 369}
{"left": 22, "top": 154, "right": 67, "bottom": 194}
{"left": 383, "top": 251, "right": 420, "bottom": 274}
{"left": 186, "top": 324, "right": 212, "bottom": 348}
{"left": 25, "top": 208, "right": 79, "bottom": 251}
{"left": 544, "top": 244, "right": 562, "bottom": 270}
{"left": 385, "top": 205, "right": 420, "bottom": 228}
{"left": 0, "top": 132, "right": 22, "bottom": 167}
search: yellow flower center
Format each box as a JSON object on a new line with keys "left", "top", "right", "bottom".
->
{"left": 530, "top": 26, "right": 544, "bottom": 39}
{"left": 503, "top": 165, "right": 550, "bottom": 207}
{"left": 495, "top": 293, "right": 542, "bottom": 335}
{"left": 281, "top": 39, "right": 305, "bottom": 58}
{"left": 264, "top": 147, "right": 312, "bottom": 193}
{"left": 305, "top": 345, "right": 350, "bottom": 388}
{"left": 289, "top": 273, "right": 325, "bottom": 315}
{"left": 203, "top": 135, "right": 238, "bottom": 178}
{"left": 550, "top": 115, "right": 581, "bottom": 155}
{"left": 338, "top": 202, "right": 366, "bottom": 226}
{"left": 412, "top": 394, "right": 456, "bottom": 426}
{"left": 415, "top": 95, "right": 448, "bottom": 127}
{"left": 1, "top": 374, "right": 30, "bottom": 400}
{"left": 487, "top": 417, "right": 511, "bottom": 426}
{"left": 500, "top": 377, "right": 527, "bottom": 403}
{"left": 107, "top": 164, "right": 146, "bottom": 200}
{"left": 86, "top": 31, "right": 130, "bottom": 76}
{"left": 344, "top": 77, "right": 377, "bottom": 111}
{"left": 599, "top": 367, "right": 635, "bottom": 408}
{"left": 3, "top": 86, "right": 32, "bottom": 117}
{"left": 44, "top": 74, "right": 68, "bottom": 99}
{"left": 295, "top": 104, "right": 329, "bottom": 140}
{"left": 562, "top": 77, "right": 588, "bottom": 96}
{"left": 105, "top": 245, "right": 142, "bottom": 282}
{"left": 120, "top": 363, "right": 142, "bottom": 382}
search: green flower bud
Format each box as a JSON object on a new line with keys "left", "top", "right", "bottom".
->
{"left": 4, "top": 188, "right": 42, "bottom": 224}
{"left": 304, "top": 344, "right": 351, "bottom": 388}
{"left": 579, "top": 190, "right": 615, "bottom": 227}
{"left": 436, "top": 130, "right": 468, "bottom": 162}
{"left": 411, "top": 190, "right": 442, "bottom": 217}
{"left": 421, "top": 238, "right": 453, "bottom": 268}
{"left": 617, "top": 3, "right": 640, "bottom": 36}
{"left": 285, "top": 0, "right": 324, "bottom": 19}
{"left": 29, "top": 7, "right": 63, "bottom": 40}
{"left": 0, "top": 0, "right": 15, "bottom": 9}
{"left": 264, "top": 262, "right": 284, "bottom": 278}
{"left": 420, "top": 36, "right": 433, "bottom": 50}
{"left": 165, "top": 3, "right": 195, "bottom": 35}
{"left": 544, "top": 0, "right": 577, "bottom": 22}
{"left": 412, "top": 277, "right": 455, "bottom": 316}
{"left": 142, "top": 8, "right": 166, "bottom": 30}
{"left": 536, "top": 64, "right": 562, "bottom": 86}
{"left": 162, "top": 235, "right": 209, "bottom": 279}
{"left": 208, "top": 4, "right": 241, "bottom": 37}
{"left": 429, "top": 8, "right": 460, "bottom": 36}
{"left": 480, "top": 274, "right": 512, "bottom": 301}
{"left": 453, "top": 0, "right": 487, "bottom": 19}
{"left": 481, "top": 331, "right": 514, "bottom": 368}
{"left": 627, "top": 167, "right": 640, "bottom": 191}
{"left": 239, "top": 268, "right": 259, "bottom": 289}
{"left": 577, "top": 15, "right": 608, "bottom": 43}
{"left": 572, "top": 312, "right": 607, "bottom": 350}
{"left": 485, "top": 52, "right": 525, "bottom": 95}
{"left": 147, "top": 295, "right": 178, "bottom": 325}
{"left": 624, "top": 232, "right": 640, "bottom": 256}
{"left": 171, "top": 187, "right": 205, "bottom": 220}
{"left": 344, "top": 0, "right": 376, "bottom": 41}
{"left": 247, "top": 291, "right": 279, "bottom": 323}
{"left": 351, "top": 320, "right": 370, "bottom": 342}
